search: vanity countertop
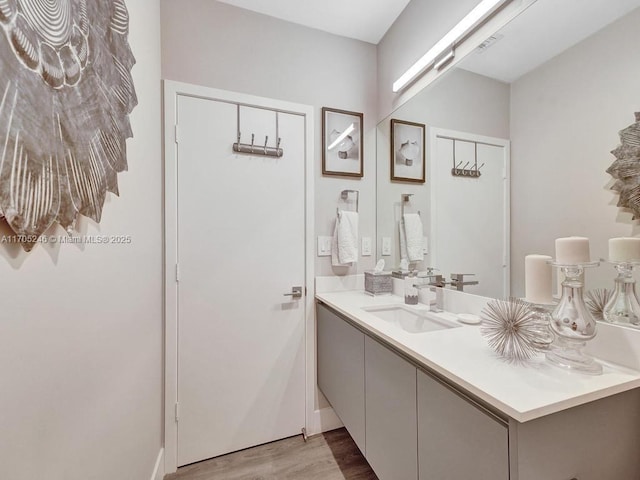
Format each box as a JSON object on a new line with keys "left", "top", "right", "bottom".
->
{"left": 316, "top": 290, "right": 640, "bottom": 423}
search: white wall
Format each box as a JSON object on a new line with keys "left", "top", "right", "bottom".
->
{"left": 391, "top": 68, "right": 510, "bottom": 138}
{"left": 161, "top": 0, "right": 378, "bottom": 276}
{"left": 0, "top": 1, "right": 163, "bottom": 479}
{"left": 510, "top": 7, "right": 640, "bottom": 295}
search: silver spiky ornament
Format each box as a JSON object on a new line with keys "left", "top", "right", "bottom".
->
{"left": 480, "top": 298, "right": 548, "bottom": 361}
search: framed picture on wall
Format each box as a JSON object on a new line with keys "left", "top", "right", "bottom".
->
{"left": 322, "top": 107, "right": 364, "bottom": 177}
{"left": 390, "top": 119, "right": 426, "bottom": 183}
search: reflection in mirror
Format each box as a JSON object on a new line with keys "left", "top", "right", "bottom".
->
{"left": 377, "top": 58, "right": 511, "bottom": 298}
{"left": 376, "top": 0, "right": 640, "bottom": 303}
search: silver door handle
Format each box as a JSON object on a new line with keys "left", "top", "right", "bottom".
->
{"left": 283, "top": 286, "right": 303, "bottom": 299}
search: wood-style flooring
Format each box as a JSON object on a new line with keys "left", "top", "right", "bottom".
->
{"left": 165, "top": 428, "right": 378, "bottom": 480}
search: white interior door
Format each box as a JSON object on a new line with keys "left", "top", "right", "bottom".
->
{"left": 430, "top": 129, "right": 509, "bottom": 298}
{"left": 175, "top": 95, "right": 306, "bottom": 466}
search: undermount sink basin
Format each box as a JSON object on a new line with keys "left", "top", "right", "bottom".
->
{"left": 363, "top": 305, "right": 459, "bottom": 333}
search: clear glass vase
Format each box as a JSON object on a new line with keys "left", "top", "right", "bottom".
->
{"left": 525, "top": 303, "right": 555, "bottom": 350}
{"left": 546, "top": 263, "right": 602, "bottom": 375}
{"left": 603, "top": 262, "right": 640, "bottom": 327}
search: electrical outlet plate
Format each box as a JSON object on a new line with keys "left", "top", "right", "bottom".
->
{"left": 382, "top": 237, "right": 391, "bottom": 256}
{"left": 317, "top": 236, "right": 332, "bottom": 257}
{"left": 361, "top": 237, "right": 372, "bottom": 256}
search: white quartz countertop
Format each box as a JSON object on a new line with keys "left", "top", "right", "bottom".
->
{"left": 316, "top": 290, "right": 640, "bottom": 423}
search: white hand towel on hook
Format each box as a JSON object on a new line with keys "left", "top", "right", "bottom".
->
{"left": 403, "top": 213, "right": 424, "bottom": 262}
{"left": 332, "top": 210, "right": 359, "bottom": 266}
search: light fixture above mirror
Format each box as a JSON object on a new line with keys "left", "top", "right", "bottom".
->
{"left": 392, "top": 0, "right": 506, "bottom": 92}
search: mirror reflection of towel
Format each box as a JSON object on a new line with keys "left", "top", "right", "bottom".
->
{"left": 402, "top": 213, "right": 423, "bottom": 262}
{"left": 399, "top": 221, "right": 407, "bottom": 260}
{"left": 332, "top": 210, "right": 359, "bottom": 266}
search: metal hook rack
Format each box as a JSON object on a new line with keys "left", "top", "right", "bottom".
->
{"left": 451, "top": 139, "right": 483, "bottom": 178}
{"left": 401, "top": 193, "right": 421, "bottom": 217}
{"left": 337, "top": 189, "right": 359, "bottom": 215}
{"left": 232, "top": 105, "right": 284, "bottom": 157}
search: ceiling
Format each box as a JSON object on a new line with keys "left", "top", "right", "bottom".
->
{"left": 217, "top": 0, "right": 640, "bottom": 81}
{"left": 217, "top": 0, "right": 411, "bottom": 44}
{"left": 459, "top": 0, "right": 640, "bottom": 83}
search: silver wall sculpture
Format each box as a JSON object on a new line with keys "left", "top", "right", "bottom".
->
{"left": 0, "top": 0, "right": 137, "bottom": 251}
{"left": 608, "top": 113, "right": 640, "bottom": 220}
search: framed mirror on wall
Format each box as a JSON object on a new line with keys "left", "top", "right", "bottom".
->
{"left": 375, "top": 0, "right": 640, "bottom": 301}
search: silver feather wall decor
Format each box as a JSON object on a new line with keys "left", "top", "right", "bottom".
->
{"left": 0, "top": 0, "right": 137, "bottom": 251}
{"left": 607, "top": 113, "right": 640, "bottom": 219}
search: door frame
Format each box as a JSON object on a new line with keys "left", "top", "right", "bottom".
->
{"left": 162, "top": 80, "right": 315, "bottom": 474}
{"left": 428, "top": 127, "right": 511, "bottom": 298}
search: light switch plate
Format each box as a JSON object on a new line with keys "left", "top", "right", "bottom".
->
{"left": 361, "top": 237, "right": 372, "bottom": 256}
{"left": 317, "top": 236, "right": 332, "bottom": 257}
{"left": 382, "top": 237, "right": 391, "bottom": 256}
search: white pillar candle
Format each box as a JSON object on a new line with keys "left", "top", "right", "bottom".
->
{"left": 555, "top": 237, "right": 590, "bottom": 264}
{"left": 609, "top": 237, "right": 640, "bottom": 262}
{"left": 525, "top": 254, "right": 553, "bottom": 304}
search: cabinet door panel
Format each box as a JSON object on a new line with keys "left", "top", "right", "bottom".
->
{"left": 514, "top": 387, "right": 640, "bottom": 480}
{"left": 418, "top": 371, "right": 508, "bottom": 480}
{"left": 316, "top": 303, "right": 366, "bottom": 453}
{"left": 365, "top": 336, "right": 418, "bottom": 480}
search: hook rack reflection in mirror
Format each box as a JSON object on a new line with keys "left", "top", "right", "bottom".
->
{"left": 450, "top": 138, "right": 483, "bottom": 178}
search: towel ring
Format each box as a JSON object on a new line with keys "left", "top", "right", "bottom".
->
{"left": 401, "top": 193, "right": 421, "bottom": 218}
{"left": 337, "top": 190, "right": 359, "bottom": 215}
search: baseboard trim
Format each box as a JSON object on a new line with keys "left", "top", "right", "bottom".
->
{"left": 151, "top": 448, "right": 165, "bottom": 480}
{"left": 308, "top": 406, "right": 343, "bottom": 436}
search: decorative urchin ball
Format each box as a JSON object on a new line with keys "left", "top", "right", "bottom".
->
{"left": 480, "top": 298, "right": 547, "bottom": 361}
{"left": 585, "top": 288, "right": 613, "bottom": 322}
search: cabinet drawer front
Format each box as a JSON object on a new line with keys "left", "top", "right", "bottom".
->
{"left": 418, "top": 370, "right": 509, "bottom": 480}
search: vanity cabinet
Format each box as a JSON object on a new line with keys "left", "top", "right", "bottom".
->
{"left": 417, "top": 370, "right": 509, "bottom": 480}
{"left": 365, "top": 337, "right": 417, "bottom": 480}
{"left": 317, "top": 301, "right": 640, "bottom": 480}
{"left": 316, "top": 303, "right": 366, "bottom": 452}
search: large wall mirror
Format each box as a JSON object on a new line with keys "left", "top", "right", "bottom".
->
{"left": 376, "top": 0, "right": 640, "bottom": 300}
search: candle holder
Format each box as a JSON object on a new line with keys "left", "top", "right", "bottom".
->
{"left": 545, "top": 261, "right": 602, "bottom": 375}
{"left": 521, "top": 300, "right": 556, "bottom": 351}
{"left": 602, "top": 261, "right": 640, "bottom": 328}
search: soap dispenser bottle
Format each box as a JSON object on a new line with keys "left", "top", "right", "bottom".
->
{"left": 405, "top": 270, "right": 418, "bottom": 305}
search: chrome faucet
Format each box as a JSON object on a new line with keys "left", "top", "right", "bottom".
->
{"left": 414, "top": 273, "right": 446, "bottom": 312}
{"left": 450, "top": 273, "right": 479, "bottom": 292}
{"left": 413, "top": 273, "right": 445, "bottom": 288}
{"left": 427, "top": 285, "right": 444, "bottom": 312}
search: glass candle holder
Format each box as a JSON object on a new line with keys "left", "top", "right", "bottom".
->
{"left": 603, "top": 261, "right": 640, "bottom": 328}
{"left": 545, "top": 261, "right": 602, "bottom": 375}
{"left": 521, "top": 301, "right": 556, "bottom": 351}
